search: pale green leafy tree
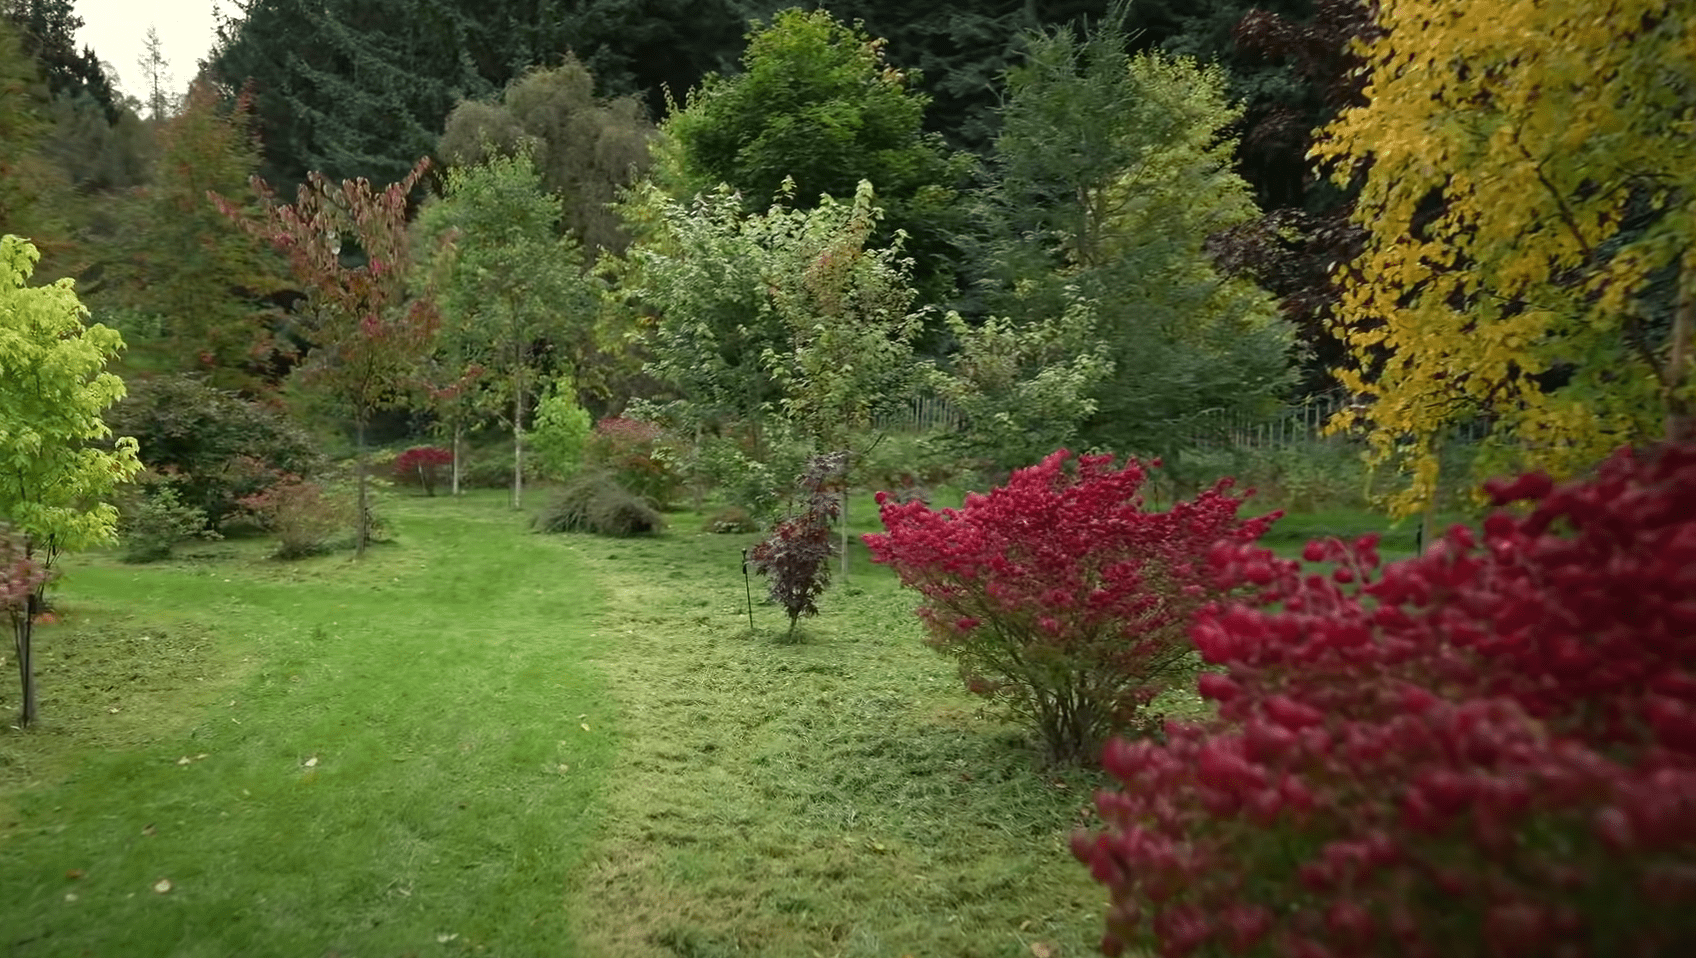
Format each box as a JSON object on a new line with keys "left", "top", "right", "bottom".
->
{"left": 417, "top": 151, "right": 597, "bottom": 509}
{"left": 757, "top": 179, "right": 926, "bottom": 577}
{"left": 930, "top": 297, "right": 1113, "bottom": 478}
{"left": 0, "top": 234, "right": 141, "bottom": 725}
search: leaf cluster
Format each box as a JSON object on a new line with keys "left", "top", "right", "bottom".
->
{"left": 749, "top": 451, "right": 848, "bottom": 640}
{"left": 1078, "top": 443, "right": 1696, "bottom": 957}
{"left": 866, "top": 449, "right": 1278, "bottom": 763}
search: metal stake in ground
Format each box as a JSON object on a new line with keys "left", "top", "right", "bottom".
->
{"left": 741, "top": 548, "right": 755, "bottom": 632}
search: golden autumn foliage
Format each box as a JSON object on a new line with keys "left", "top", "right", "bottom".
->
{"left": 1314, "top": 0, "right": 1696, "bottom": 516}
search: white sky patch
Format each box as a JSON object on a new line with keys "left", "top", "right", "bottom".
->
{"left": 75, "top": 0, "right": 225, "bottom": 101}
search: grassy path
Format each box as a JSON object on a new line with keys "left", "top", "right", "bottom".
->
{"left": 1, "top": 493, "right": 612, "bottom": 957}
{"left": 3, "top": 490, "right": 1120, "bottom": 958}
{"left": 564, "top": 519, "right": 1106, "bottom": 958}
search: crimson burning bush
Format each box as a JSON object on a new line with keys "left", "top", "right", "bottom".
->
{"left": 865, "top": 450, "right": 1279, "bottom": 763}
{"left": 749, "top": 452, "right": 847, "bottom": 641}
{"left": 1072, "top": 444, "right": 1696, "bottom": 958}
{"left": 393, "top": 446, "right": 453, "bottom": 496}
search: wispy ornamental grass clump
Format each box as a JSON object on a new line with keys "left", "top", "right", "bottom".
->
{"left": 1074, "top": 444, "right": 1696, "bottom": 958}
{"left": 866, "top": 449, "right": 1279, "bottom": 764}
{"left": 534, "top": 473, "right": 664, "bottom": 537}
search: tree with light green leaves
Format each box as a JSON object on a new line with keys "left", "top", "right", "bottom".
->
{"left": 0, "top": 233, "right": 141, "bottom": 725}
{"left": 416, "top": 150, "right": 597, "bottom": 509}
{"left": 929, "top": 297, "right": 1113, "bottom": 479}
{"left": 986, "top": 20, "right": 1296, "bottom": 463}
{"left": 624, "top": 176, "right": 924, "bottom": 576}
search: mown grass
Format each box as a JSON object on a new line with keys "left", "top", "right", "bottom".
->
{"left": 1, "top": 491, "right": 614, "bottom": 957}
{"left": 564, "top": 514, "right": 1112, "bottom": 958}
{"left": 3, "top": 477, "right": 1437, "bottom": 958}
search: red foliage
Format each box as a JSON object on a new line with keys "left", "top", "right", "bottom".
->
{"left": 1074, "top": 444, "right": 1696, "bottom": 957}
{"left": 0, "top": 525, "right": 49, "bottom": 617}
{"left": 394, "top": 446, "right": 452, "bottom": 496}
{"left": 865, "top": 450, "right": 1279, "bottom": 763}
{"left": 585, "top": 417, "right": 680, "bottom": 507}
{"left": 750, "top": 452, "right": 846, "bottom": 639}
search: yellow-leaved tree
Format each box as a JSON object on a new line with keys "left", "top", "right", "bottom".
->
{"left": 1314, "top": 0, "right": 1695, "bottom": 517}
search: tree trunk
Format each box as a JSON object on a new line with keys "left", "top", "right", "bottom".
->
{"left": 1666, "top": 259, "right": 1695, "bottom": 442}
{"left": 355, "top": 417, "right": 369, "bottom": 559}
{"left": 1421, "top": 430, "right": 1443, "bottom": 555}
{"left": 12, "top": 605, "right": 35, "bottom": 727}
{"left": 452, "top": 422, "right": 463, "bottom": 496}
{"left": 513, "top": 369, "right": 526, "bottom": 511}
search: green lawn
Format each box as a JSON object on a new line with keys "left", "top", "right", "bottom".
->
{"left": 1, "top": 491, "right": 1109, "bottom": 958}
{"left": 2, "top": 493, "right": 615, "bottom": 957}
{"left": 1, "top": 489, "right": 1431, "bottom": 957}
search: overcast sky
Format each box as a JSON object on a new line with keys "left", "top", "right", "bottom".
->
{"left": 75, "top": 0, "right": 225, "bottom": 100}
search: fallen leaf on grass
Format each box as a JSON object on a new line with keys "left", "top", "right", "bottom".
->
{"left": 66, "top": 869, "right": 84, "bottom": 880}
{"left": 1029, "top": 943, "right": 1054, "bottom": 958}
{"left": 152, "top": 878, "right": 172, "bottom": 894}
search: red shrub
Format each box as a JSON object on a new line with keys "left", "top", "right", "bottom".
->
{"left": 239, "top": 476, "right": 354, "bottom": 558}
{"left": 750, "top": 452, "right": 846, "bottom": 641}
{"left": 393, "top": 446, "right": 452, "bottom": 496}
{"left": 865, "top": 450, "right": 1279, "bottom": 763}
{"left": 585, "top": 417, "right": 681, "bottom": 508}
{"left": 1073, "top": 444, "right": 1696, "bottom": 957}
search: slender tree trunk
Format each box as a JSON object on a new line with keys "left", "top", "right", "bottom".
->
{"left": 513, "top": 369, "right": 526, "bottom": 511}
{"left": 451, "top": 422, "right": 462, "bottom": 496}
{"left": 12, "top": 605, "right": 35, "bottom": 727}
{"left": 355, "top": 417, "right": 369, "bottom": 559}
{"left": 1421, "top": 429, "right": 1443, "bottom": 555}
{"left": 692, "top": 420, "right": 705, "bottom": 512}
{"left": 1666, "top": 260, "right": 1695, "bottom": 442}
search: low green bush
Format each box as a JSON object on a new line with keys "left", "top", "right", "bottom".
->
{"left": 535, "top": 473, "right": 664, "bottom": 537}
{"left": 703, "top": 506, "right": 760, "bottom": 534}
{"left": 119, "top": 481, "right": 220, "bottom": 563}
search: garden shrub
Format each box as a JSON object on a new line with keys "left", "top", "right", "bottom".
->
{"left": 119, "top": 480, "right": 220, "bottom": 563}
{"left": 534, "top": 473, "right": 663, "bottom": 537}
{"left": 695, "top": 432, "right": 810, "bottom": 524}
{"left": 859, "top": 431, "right": 961, "bottom": 504}
{"left": 239, "top": 476, "right": 356, "bottom": 558}
{"left": 530, "top": 379, "right": 594, "bottom": 481}
{"left": 585, "top": 416, "right": 683, "bottom": 509}
{"left": 749, "top": 452, "right": 847, "bottom": 641}
{"left": 393, "top": 446, "right": 453, "bottom": 495}
{"left": 704, "top": 506, "right": 759, "bottom": 534}
{"left": 1072, "top": 444, "right": 1696, "bottom": 958}
{"left": 105, "top": 374, "right": 326, "bottom": 527}
{"left": 865, "top": 449, "right": 1278, "bottom": 764}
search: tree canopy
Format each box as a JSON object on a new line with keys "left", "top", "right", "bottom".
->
{"left": 1314, "top": 0, "right": 1696, "bottom": 515}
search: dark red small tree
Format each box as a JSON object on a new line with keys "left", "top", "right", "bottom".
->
{"left": 394, "top": 446, "right": 453, "bottom": 496}
{"left": 211, "top": 159, "right": 438, "bottom": 557}
{"left": 750, "top": 451, "right": 847, "bottom": 641}
{"left": 2, "top": 524, "right": 51, "bottom": 723}
{"left": 1073, "top": 444, "right": 1696, "bottom": 958}
{"left": 866, "top": 450, "right": 1279, "bottom": 763}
